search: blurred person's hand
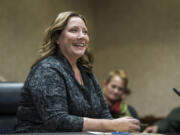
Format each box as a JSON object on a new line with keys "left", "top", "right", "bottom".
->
{"left": 143, "top": 125, "right": 158, "bottom": 133}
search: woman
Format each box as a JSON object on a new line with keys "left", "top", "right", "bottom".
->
{"left": 15, "top": 11, "right": 140, "bottom": 133}
{"left": 103, "top": 69, "right": 139, "bottom": 119}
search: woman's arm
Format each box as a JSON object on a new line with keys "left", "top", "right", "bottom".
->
{"left": 83, "top": 116, "right": 140, "bottom": 132}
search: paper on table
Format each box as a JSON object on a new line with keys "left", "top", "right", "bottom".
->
{"left": 87, "top": 131, "right": 131, "bottom": 135}
{"left": 87, "top": 131, "right": 164, "bottom": 135}
{"left": 87, "top": 131, "right": 112, "bottom": 135}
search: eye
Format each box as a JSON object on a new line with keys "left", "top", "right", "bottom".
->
{"left": 69, "top": 28, "right": 78, "bottom": 33}
{"left": 118, "top": 87, "right": 125, "bottom": 92}
{"left": 83, "top": 30, "right": 88, "bottom": 35}
{"left": 111, "top": 84, "right": 117, "bottom": 89}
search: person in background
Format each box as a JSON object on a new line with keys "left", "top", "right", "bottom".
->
{"left": 144, "top": 106, "right": 180, "bottom": 134}
{"left": 103, "top": 69, "right": 139, "bottom": 119}
{"left": 15, "top": 11, "right": 140, "bottom": 133}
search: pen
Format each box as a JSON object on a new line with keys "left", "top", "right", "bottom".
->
{"left": 173, "top": 88, "right": 180, "bottom": 96}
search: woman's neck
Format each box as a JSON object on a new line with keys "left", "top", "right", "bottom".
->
{"left": 63, "top": 54, "right": 78, "bottom": 68}
{"left": 63, "top": 54, "right": 84, "bottom": 85}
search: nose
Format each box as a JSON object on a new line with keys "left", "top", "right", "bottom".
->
{"left": 114, "top": 88, "right": 123, "bottom": 95}
{"left": 114, "top": 88, "right": 119, "bottom": 93}
{"left": 77, "top": 31, "right": 85, "bottom": 39}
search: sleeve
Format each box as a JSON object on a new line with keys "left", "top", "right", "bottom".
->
{"left": 155, "top": 119, "right": 171, "bottom": 133}
{"left": 127, "top": 105, "right": 139, "bottom": 120}
{"left": 165, "top": 107, "right": 180, "bottom": 133}
{"left": 155, "top": 107, "right": 180, "bottom": 133}
{"left": 27, "top": 65, "right": 83, "bottom": 132}
{"left": 91, "top": 73, "right": 113, "bottom": 119}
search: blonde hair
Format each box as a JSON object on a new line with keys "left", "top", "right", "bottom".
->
{"left": 32, "top": 11, "right": 94, "bottom": 71}
{"left": 105, "top": 69, "right": 129, "bottom": 93}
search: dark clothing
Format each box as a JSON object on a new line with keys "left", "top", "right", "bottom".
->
{"left": 128, "top": 105, "right": 139, "bottom": 120}
{"left": 15, "top": 54, "right": 112, "bottom": 133}
{"left": 155, "top": 106, "right": 180, "bottom": 133}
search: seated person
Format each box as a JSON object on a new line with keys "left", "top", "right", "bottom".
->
{"left": 144, "top": 106, "right": 180, "bottom": 133}
{"left": 103, "top": 69, "right": 139, "bottom": 119}
{"left": 15, "top": 11, "right": 140, "bottom": 133}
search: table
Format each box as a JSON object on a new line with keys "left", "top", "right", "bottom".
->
{"left": 6, "top": 132, "right": 165, "bottom": 135}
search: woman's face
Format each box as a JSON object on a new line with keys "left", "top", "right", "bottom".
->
{"left": 104, "top": 75, "right": 125, "bottom": 102}
{"left": 57, "top": 16, "right": 89, "bottom": 60}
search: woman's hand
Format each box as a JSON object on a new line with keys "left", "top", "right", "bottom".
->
{"left": 109, "top": 116, "right": 140, "bottom": 132}
{"left": 143, "top": 125, "right": 158, "bottom": 133}
{"left": 83, "top": 116, "right": 140, "bottom": 132}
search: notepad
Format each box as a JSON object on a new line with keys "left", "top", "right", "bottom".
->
{"left": 87, "top": 131, "right": 153, "bottom": 135}
{"left": 87, "top": 131, "right": 112, "bottom": 134}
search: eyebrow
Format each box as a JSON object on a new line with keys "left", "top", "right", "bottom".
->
{"left": 69, "top": 25, "right": 87, "bottom": 29}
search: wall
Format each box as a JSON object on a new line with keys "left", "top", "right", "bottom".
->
{"left": 0, "top": 0, "right": 94, "bottom": 81}
{"left": 94, "top": 0, "right": 180, "bottom": 116}
{"left": 1, "top": 0, "right": 180, "bottom": 117}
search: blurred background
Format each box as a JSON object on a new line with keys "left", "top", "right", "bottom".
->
{"left": 0, "top": 0, "right": 180, "bottom": 118}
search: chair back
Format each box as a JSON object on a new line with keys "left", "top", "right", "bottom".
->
{"left": 0, "top": 82, "right": 23, "bottom": 134}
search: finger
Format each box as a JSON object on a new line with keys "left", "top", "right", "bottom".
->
{"left": 143, "top": 128, "right": 148, "bottom": 132}
{"left": 144, "top": 128, "right": 152, "bottom": 133}
{"left": 132, "top": 119, "right": 140, "bottom": 125}
{"left": 129, "top": 124, "right": 140, "bottom": 132}
{"left": 143, "top": 129, "right": 149, "bottom": 133}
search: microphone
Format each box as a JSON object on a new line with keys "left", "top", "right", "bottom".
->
{"left": 172, "top": 88, "right": 180, "bottom": 96}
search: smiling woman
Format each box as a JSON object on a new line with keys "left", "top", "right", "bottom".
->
{"left": 57, "top": 17, "right": 89, "bottom": 61}
{"left": 15, "top": 11, "right": 140, "bottom": 133}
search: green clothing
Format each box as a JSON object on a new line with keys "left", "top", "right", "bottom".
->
{"left": 155, "top": 106, "right": 180, "bottom": 133}
{"left": 112, "top": 102, "right": 131, "bottom": 118}
{"left": 111, "top": 101, "right": 139, "bottom": 120}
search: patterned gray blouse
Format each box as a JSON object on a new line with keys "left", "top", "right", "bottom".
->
{"left": 15, "top": 53, "right": 112, "bottom": 133}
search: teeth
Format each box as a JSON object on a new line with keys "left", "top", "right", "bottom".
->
{"left": 73, "top": 44, "right": 85, "bottom": 47}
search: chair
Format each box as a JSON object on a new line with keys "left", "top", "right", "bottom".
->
{"left": 0, "top": 82, "right": 23, "bottom": 134}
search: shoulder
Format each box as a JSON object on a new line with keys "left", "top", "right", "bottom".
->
{"left": 24, "top": 56, "right": 66, "bottom": 87}
{"left": 167, "top": 106, "right": 180, "bottom": 119}
{"left": 171, "top": 106, "right": 180, "bottom": 113}
{"left": 26, "top": 56, "right": 65, "bottom": 82}
{"left": 34, "top": 56, "right": 62, "bottom": 69}
{"left": 30, "top": 56, "right": 68, "bottom": 75}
